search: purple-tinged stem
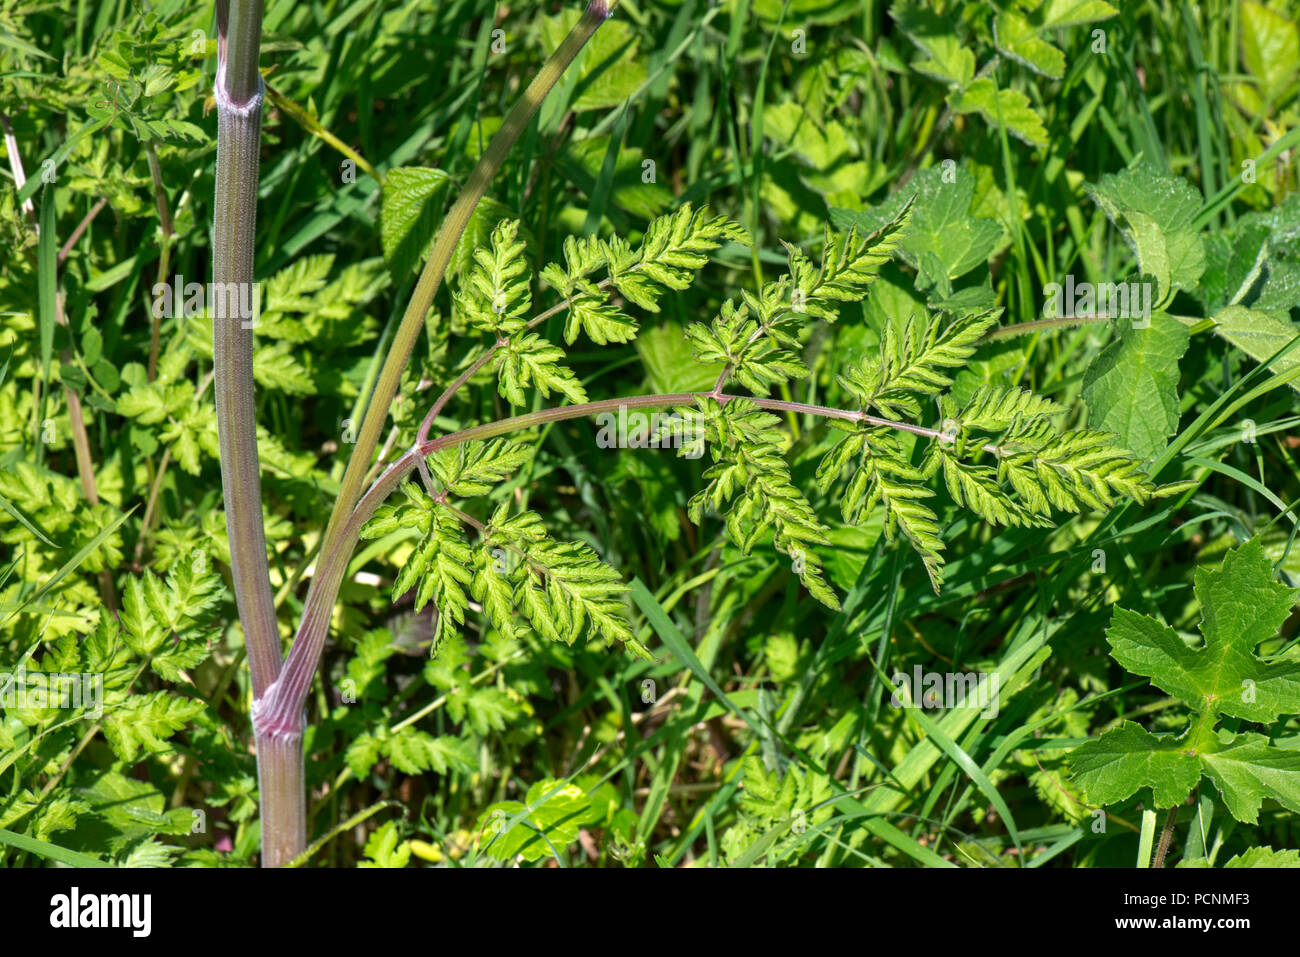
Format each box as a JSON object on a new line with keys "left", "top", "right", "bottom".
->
{"left": 213, "top": 0, "right": 301, "bottom": 866}
{"left": 262, "top": 2, "right": 620, "bottom": 760}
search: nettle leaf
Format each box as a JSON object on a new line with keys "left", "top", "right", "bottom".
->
{"left": 1199, "top": 197, "right": 1300, "bottom": 317}
{"left": 762, "top": 100, "right": 888, "bottom": 203}
{"left": 994, "top": 2, "right": 1118, "bottom": 79}
{"left": 1085, "top": 165, "right": 1206, "bottom": 304}
{"left": 1082, "top": 312, "right": 1190, "bottom": 462}
{"left": 1070, "top": 540, "right": 1300, "bottom": 823}
{"left": 1223, "top": 846, "right": 1300, "bottom": 868}
{"left": 835, "top": 165, "right": 1003, "bottom": 296}
{"left": 1206, "top": 305, "right": 1300, "bottom": 392}
{"left": 1240, "top": 0, "right": 1300, "bottom": 103}
{"left": 380, "top": 167, "right": 453, "bottom": 278}
{"left": 540, "top": 9, "right": 647, "bottom": 111}
{"left": 891, "top": 0, "right": 976, "bottom": 86}
{"left": 947, "top": 78, "right": 1049, "bottom": 149}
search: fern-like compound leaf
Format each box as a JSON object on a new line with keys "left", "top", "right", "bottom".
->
{"left": 455, "top": 219, "right": 532, "bottom": 335}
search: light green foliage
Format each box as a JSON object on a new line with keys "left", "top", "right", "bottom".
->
{"left": 0, "top": 555, "right": 223, "bottom": 860}
{"left": 993, "top": 1, "right": 1118, "bottom": 79}
{"left": 427, "top": 439, "right": 533, "bottom": 497}
{"left": 1082, "top": 312, "right": 1190, "bottom": 462}
{"left": 360, "top": 820, "right": 411, "bottom": 868}
{"left": 454, "top": 220, "right": 532, "bottom": 335}
{"left": 454, "top": 205, "right": 746, "bottom": 408}
{"left": 1070, "top": 541, "right": 1300, "bottom": 823}
{"left": 494, "top": 332, "right": 587, "bottom": 406}
{"left": 540, "top": 9, "right": 647, "bottom": 111}
{"left": 347, "top": 726, "right": 475, "bottom": 780}
{"left": 540, "top": 202, "right": 750, "bottom": 344}
{"left": 688, "top": 397, "right": 839, "bottom": 609}
{"left": 474, "top": 779, "right": 602, "bottom": 862}
{"left": 890, "top": 1, "right": 976, "bottom": 86}
{"left": 687, "top": 205, "right": 908, "bottom": 393}
{"left": 891, "top": 2, "right": 1052, "bottom": 146}
{"left": 361, "top": 479, "right": 648, "bottom": 659}
{"left": 89, "top": 15, "right": 207, "bottom": 144}
{"left": 834, "top": 166, "right": 1005, "bottom": 296}
{"left": 482, "top": 505, "right": 648, "bottom": 658}
{"left": 359, "top": 482, "right": 473, "bottom": 653}
{"left": 6, "top": 0, "right": 1296, "bottom": 871}
{"left": 119, "top": 558, "right": 223, "bottom": 681}
{"left": 818, "top": 301, "right": 1159, "bottom": 590}
{"left": 947, "top": 79, "right": 1049, "bottom": 148}
{"left": 1085, "top": 164, "right": 1207, "bottom": 305}
{"left": 720, "top": 757, "right": 834, "bottom": 864}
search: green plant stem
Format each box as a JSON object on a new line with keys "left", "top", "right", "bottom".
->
{"left": 981, "top": 313, "right": 1115, "bottom": 342}
{"left": 263, "top": 2, "right": 617, "bottom": 759}
{"left": 145, "top": 142, "right": 173, "bottom": 382}
{"left": 256, "top": 733, "right": 306, "bottom": 868}
{"left": 242, "top": 2, "right": 616, "bottom": 868}
{"left": 1152, "top": 805, "right": 1179, "bottom": 868}
{"left": 284, "top": 388, "right": 998, "bottom": 698}
{"left": 214, "top": 0, "right": 279, "bottom": 700}
{"left": 215, "top": 0, "right": 301, "bottom": 868}
{"left": 313, "top": 1, "right": 615, "bottom": 572}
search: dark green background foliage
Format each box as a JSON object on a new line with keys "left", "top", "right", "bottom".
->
{"left": 1, "top": 0, "right": 1298, "bottom": 867}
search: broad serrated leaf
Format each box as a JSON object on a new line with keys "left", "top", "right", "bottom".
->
{"left": 1082, "top": 312, "right": 1189, "bottom": 461}
{"left": 380, "top": 167, "right": 453, "bottom": 278}
{"left": 1207, "top": 305, "right": 1300, "bottom": 393}
{"left": 1085, "top": 165, "right": 1206, "bottom": 304}
{"left": 947, "top": 78, "right": 1049, "bottom": 148}
{"left": 1070, "top": 540, "right": 1300, "bottom": 822}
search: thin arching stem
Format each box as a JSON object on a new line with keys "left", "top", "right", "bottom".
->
{"left": 255, "top": 2, "right": 620, "bottom": 759}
